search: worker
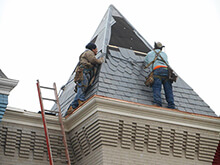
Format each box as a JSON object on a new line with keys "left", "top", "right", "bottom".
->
{"left": 66, "top": 43, "right": 104, "bottom": 116}
{"left": 145, "top": 42, "right": 175, "bottom": 109}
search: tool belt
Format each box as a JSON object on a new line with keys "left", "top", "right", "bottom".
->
{"left": 168, "top": 67, "right": 177, "bottom": 83}
{"left": 74, "top": 65, "right": 84, "bottom": 83}
{"left": 74, "top": 64, "right": 93, "bottom": 82}
{"left": 74, "top": 63, "right": 98, "bottom": 94}
{"left": 145, "top": 72, "right": 154, "bottom": 87}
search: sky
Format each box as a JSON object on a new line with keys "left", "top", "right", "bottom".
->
{"left": 0, "top": 0, "right": 220, "bottom": 116}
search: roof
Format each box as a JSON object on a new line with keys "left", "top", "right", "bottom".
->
{"left": 55, "top": 5, "right": 216, "bottom": 117}
{"left": 0, "top": 69, "right": 7, "bottom": 79}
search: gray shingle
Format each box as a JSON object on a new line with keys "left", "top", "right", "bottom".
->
{"left": 117, "top": 65, "right": 125, "bottom": 73}
{"left": 118, "top": 61, "right": 127, "bottom": 68}
{"left": 111, "top": 75, "right": 121, "bottom": 81}
{"left": 125, "top": 68, "right": 133, "bottom": 75}
{"left": 108, "top": 56, "right": 119, "bottom": 68}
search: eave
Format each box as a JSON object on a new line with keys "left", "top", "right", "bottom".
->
{"left": 0, "top": 77, "right": 19, "bottom": 95}
{"left": 66, "top": 95, "right": 220, "bottom": 132}
{"left": 3, "top": 95, "right": 220, "bottom": 133}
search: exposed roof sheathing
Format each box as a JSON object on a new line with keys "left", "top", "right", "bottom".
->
{"left": 56, "top": 5, "right": 216, "bottom": 117}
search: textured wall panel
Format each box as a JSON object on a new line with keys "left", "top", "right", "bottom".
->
{"left": 213, "top": 141, "right": 220, "bottom": 164}
{"left": 98, "top": 120, "right": 118, "bottom": 147}
{"left": 0, "top": 114, "right": 219, "bottom": 165}
{"left": 198, "top": 135, "right": 219, "bottom": 162}
{"left": 4, "top": 128, "right": 17, "bottom": 156}
{"left": 147, "top": 125, "right": 158, "bottom": 153}
{"left": 19, "top": 131, "right": 31, "bottom": 158}
{"left": 121, "top": 121, "right": 132, "bottom": 149}
{"left": 33, "top": 134, "right": 46, "bottom": 160}
{"left": 134, "top": 124, "right": 145, "bottom": 151}
{"left": 160, "top": 128, "right": 171, "bottom": 155}
{"left": 0, "top": 124, "right": 69, "bottom": 165}
{"left": 173, "top": 130, "right": 184, "bottom": 157}
{"left": 185, "top": 133, "right": 197, "bottom": 159}
{"left": 68, "top": 117, "right": 219, "bottom": 165}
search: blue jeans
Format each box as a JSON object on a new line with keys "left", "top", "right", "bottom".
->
{"left": 69, "top": 72, "right": 90, "bottom": 109}
{"left": 152, "top": 68, "right": 175, "bottom": 109}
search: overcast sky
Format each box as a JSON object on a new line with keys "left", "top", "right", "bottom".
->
{"left": 0, "top": 0, "right": 220, "bottom": 116}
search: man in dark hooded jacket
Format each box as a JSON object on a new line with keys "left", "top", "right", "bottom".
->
{"left": 66, "top": 43, "right": 104, "bottom": 116}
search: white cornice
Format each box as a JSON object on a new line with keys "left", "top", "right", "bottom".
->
{"left": 2, "top": 96, "right": 220, "bottom": 134}
{"left": 2, "top": 107, "right": 60, "bottom": 130}
{"left": 65, "top": 96, "right": 220, "bottom": 132}
{"left": 0, "top": 77, "right": 19, "bottom": 95}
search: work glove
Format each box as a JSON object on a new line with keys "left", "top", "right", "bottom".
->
{"left": 99, "top": 57, "right": 105, "bottom": 63}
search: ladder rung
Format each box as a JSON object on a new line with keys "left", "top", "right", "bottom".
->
{"left": 42, "top": 97, "right": 56, "bottom": 102}
{"left": 40, "top": 86, "right": 55, "bottom": 90}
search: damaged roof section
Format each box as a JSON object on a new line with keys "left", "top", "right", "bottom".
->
{"left": 90, "top": 5, "right": 152, "bottom": 54}
{"left": 55, "top": 5, "right": 217, "bottom": 117}
{"left": 109, "top": 16, "right": 151, "bottom": 53}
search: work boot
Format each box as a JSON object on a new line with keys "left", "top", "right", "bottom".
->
{"left": 65, "top": 106, "right": 74, "bottom": 116}
{"left": 78, "top": 100, "right": 85, "bottom": 106}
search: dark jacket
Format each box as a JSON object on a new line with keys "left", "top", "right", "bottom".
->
{"left": 79, "top": 50, "right": 102, "bottom": 69}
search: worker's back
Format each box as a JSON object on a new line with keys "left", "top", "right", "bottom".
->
{"left": 145, "top": 49, "right": 168, "bottom": 71}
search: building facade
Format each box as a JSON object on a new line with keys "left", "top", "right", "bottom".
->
{"left": 0, "top": 5, "right": 219, "bottom": 165}
{"left": 1, "top": 96, "right": 220, "bottom": 165}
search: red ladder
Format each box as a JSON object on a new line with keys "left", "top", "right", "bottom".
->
{"left": 36, "top": 80, "right": 71, "bottom": 165}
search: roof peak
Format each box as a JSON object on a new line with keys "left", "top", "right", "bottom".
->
{"left": 90, "top": 5, "right": 152, "bottom": 54}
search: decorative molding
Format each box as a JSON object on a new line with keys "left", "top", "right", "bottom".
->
{"left": 3, "top": 107, "right": 60, "bottom": 130}
{"left": 1, "top": 117, "right": 219, "bottom": 163}
{"left": 68, "top": 118, "right": 219, "bottom": 164}
{"left": 4, "top": 96, "right": 220, "bottom": 133}
{"left": 1, "top": 96, "right": 220, "bottom": 164}
{"left": 0, "top": 77, "right": 18, "bottom": 95}
{"left": 0, "top": 125, "right": 68, "bottom": 162}
{"left": 65, "top": 96, "right": 220, "bottom": 132}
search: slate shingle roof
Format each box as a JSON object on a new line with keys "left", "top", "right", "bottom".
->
{"left": 56, "top": 5, "right": 216, "bottom": 117}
